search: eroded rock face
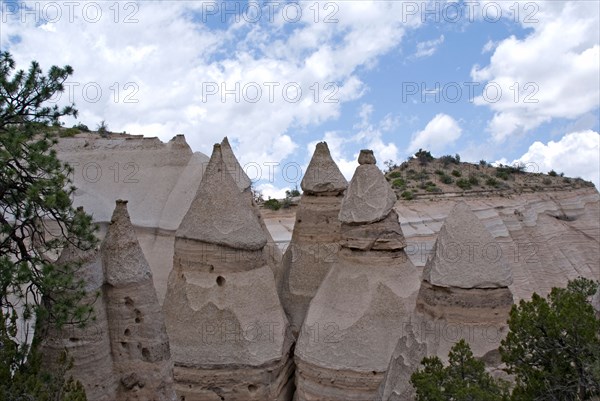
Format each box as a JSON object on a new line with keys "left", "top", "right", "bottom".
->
{"left": 338, "top": 152, "right": 396, "bottom": 225}
{"left": 280, "top": 142, "right": 348, "bottom": 335}
{"left": 220, "top": 137, "right": 283, "bottom": 285}
{"left": 39, "top": 245, "right": 118, "bottom": 401}
{"left": 163, "top": 144, "right": 293, "bottom": 400}
{"left": 375, "top": 324, "right": 426, "bottom": 401}
{"left": 422, "top": 202, "right": 513, "bottom": 289}
{"left": 55, "top": 134, "right": 210, "bottom": 304}
{"left": 416, "top": 202, "right": 513, "bottom": 325}
{"left": 102, "top": 200, "right": 176, "bottom": 401}
{"left": 176, "top": 150, "right": 267, "bottom": 250}
{"left": 295, "top": 150, "right": 420, "bottom": 401}
{"left": 301, "top": 142, "right": 348, "bottom": 195}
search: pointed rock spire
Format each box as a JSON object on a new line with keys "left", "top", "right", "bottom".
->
{"left": 423, "top": 202, "right": 512, "bottom": 288}
{"left": 220, "top": 136, "right": 251, "bottom": 192}
{"left": 177, "top": 144, "right": 267, "bottom": 250}
{"left": 339, "top": 149, "right": 396, "bottom": 224}
{"left": 295, "top": 149, "right": 419, "bottom": 400}
{"left": 164, "top": 145, "right": 293, "bottom": 398}
{"left": 102, "top": 200, "right": 152, "bottom": 286}
{"left": 281, "top": 141, "right": 348, "bottom": 335}
{"left": 102, "top": 200, "right": 176, "bottom": 401}
{"left": 301, "top": 142, "right": 348, "bottom": 195}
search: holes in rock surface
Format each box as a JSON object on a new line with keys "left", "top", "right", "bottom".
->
{"left": 372, "top": 371, "right": 377, "bottom": 375}
{"left": 216, "top": 276, "right": 226, "bottom": 286}
{"left": 248, "top": 384, "right": 257, "bottom": 393}
{"left": 124, "top": 297, "right": 134, "bottom": 307}
{"left": 134, "top": 308, "right": 143, "bottom": 323}
{"left": 553, "top": 213, "right": 576, "bottom": 221}
{"left": 209, "top": 265, "right": 215, "bottom": 272}
{"left": 68, "top": 337, "right": 79, "bottom": 342}
{"left": 142, "top": 347, "right": 151, "bottom": 361}
{"left": 120, "top": 342, "right": 127, "bottom": 348}
{"left": 124, "top": 329, "right": 131, "bottom": 336}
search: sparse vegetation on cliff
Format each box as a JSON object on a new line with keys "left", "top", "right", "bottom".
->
{"left": 386, "top": 150, "right": 595, "bottom": 200}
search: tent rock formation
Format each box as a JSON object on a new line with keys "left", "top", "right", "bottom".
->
{"left": 102, "top": 200, "right": 176, "bottom": 401}
{"left": 163, "top": 144, "right": 294, "bottom": 400}
{"left": 417, "top": 202, "right": 514, "bottom": 324}
{"left": 280, "top": 142, "right": 348, "bottom": 335}
{"left": 294, "top": 150, "right": 420, "bottom": 401}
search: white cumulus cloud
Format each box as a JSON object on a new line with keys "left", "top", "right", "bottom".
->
{"left": 408, "top": 113, "right": 462, "bottom": 155}
{"left": 507, "top": 130, "right": 600, "bottom": 189}
{"left": 471, "top": 1, "right": 600, "bottom": 142}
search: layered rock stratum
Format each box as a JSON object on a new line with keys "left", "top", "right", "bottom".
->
{"left": 294, "top": 150, "right": 420, "bottom": 401}
{"left": 163, "top": 144, "right": 294, "bottom": 400}
{"left": 280, "top": 142, "right": 347, "bottom": 334}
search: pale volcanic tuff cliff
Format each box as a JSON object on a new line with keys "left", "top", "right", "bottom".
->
{"left": 55, "top": 134, "right": 210, "bottom": 304}
{"left": 51, "top": 134, "right": 600, "bottom": 401}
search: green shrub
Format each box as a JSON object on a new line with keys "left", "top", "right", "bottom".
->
{"left": 434, "top": 169, "right": 444, "bottom": 175}
{"left": 440, "top": 174, "right": 453, "bottom": 185}
{"left": 439, "top": 154, "right": 459, "bottom": 166}
{"left": 548, "top": 170, "right": 558, "bottom": 177}
{"left": 400, "top": 190, "right": 414, "bottom": 200}
{"left": 486, "top": 177, "right": 499, "bottom": 187}
{"left": 392, "top": 178, "right": 406, "bottom": 188}
{"left": 263, "top": 198, "right": 281, "bottom": 210}
{"left": 388, "top": 171, "right": 403, "bottom": 179}
{"left": 468, "top": 174, "right": 479, "bottom": 186}
{"left": 451, "top": 169, "right": 462, "bottom": 177}
{"left": 60, "top": 127, "right": 79, "bottom": 137}
{"left": 426, "top": 185, "right": 441, "bottom": 193}
{"left": 495, "top": 170, "right": 509, "bottom": 180}
{"left": 73, "top": 122, "right": 90, "bottom": 131}
{"left": 415, "top": 149, "right": 434, "bottom": 165}
{"left": 479, "top": 159, "right": 487, "bottom": 166}
{"left": 456, "top": 178, "right": 472, "bottom": 190}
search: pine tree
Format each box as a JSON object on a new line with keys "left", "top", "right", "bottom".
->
{"left": 0, "top": 51, "right": 95, "bottom": 400}
{"left": 411, "top": 339, "right": 509, "bottom": 401}
{"left": 500, "top": 277, "right": 600, "bottom": 400}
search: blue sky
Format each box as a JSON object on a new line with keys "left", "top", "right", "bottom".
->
{"left": 1, "top": 0, "right": 599, "bottom": 195}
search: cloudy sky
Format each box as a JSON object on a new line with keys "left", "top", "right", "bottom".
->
{"left": 1, "top": 0, "right": 599, "bottom": 196}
